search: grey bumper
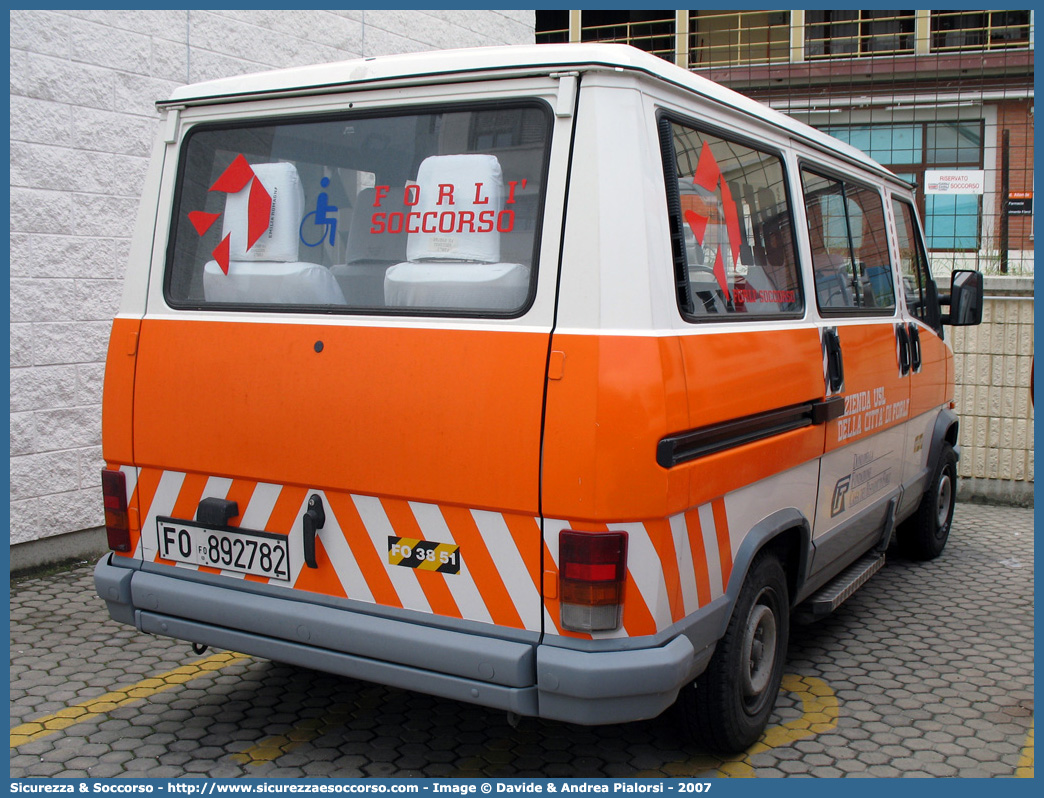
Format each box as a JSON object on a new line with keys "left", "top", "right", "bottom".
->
{"left": 94, "top": 555, "right": 704, "bottom": 725}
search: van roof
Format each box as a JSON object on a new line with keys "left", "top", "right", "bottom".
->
{"left": 161, "top": 43, "right": 901, "bottom": 185}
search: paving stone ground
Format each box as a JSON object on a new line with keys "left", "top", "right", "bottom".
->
{"left": 9, "top": 502, "right": 1034, "bottom": 779}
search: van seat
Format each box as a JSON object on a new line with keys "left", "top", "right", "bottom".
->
{"left": 204, "top": 261, "right": 347, "bottom": 305}
{"left": 384, "top": 154, "right": 529, "bottom": 312}
{"left": 741, "top": 264, "right": 784, "bottom": 313}
{"left": 385, "top": 262, "right": 529, "bottom": 311}
{"left": 203, "top": 161, "right": 346, "bottom": 306}
{"left": 815, "top": 264, "right": 853, "bottom": 309}
{"left": 331, "top": 187, "right": 408, "bottom": 307}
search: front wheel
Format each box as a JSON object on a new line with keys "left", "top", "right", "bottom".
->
{"left": 679, "top": 551, "right": 790, "bottom": 754}
{"left": 897, "top": 443, "right": 958, "bottom": 560}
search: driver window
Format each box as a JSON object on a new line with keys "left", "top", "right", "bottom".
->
{"left": 893, "top": 198, "right": 932, "bottom": 324}
{"left": 801, "top": 169, "right": 896, "bottom": 314}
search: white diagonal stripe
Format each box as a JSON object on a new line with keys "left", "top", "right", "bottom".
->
{"left": 140, "top": 471, "right": 186, "bottom": 560}
{"left": 471, "top": 510, "right": 542, "bottom": 631}
{"left": 351, "top": 494, "right": 430, "bottom": 614}
{"left": 618, "top": 522, "right": 669, "bottom": 632}
{"left": 670, "top": 512, "right": 701, "bottom": 615}
{"left": 698, "top": 503, "right": 724, "bottom": 600}
{"left": 409, "top": 501, "right": 492, "bottom": 625}
{"left": 239, "top": 482, "right": 281, "bottom": 531}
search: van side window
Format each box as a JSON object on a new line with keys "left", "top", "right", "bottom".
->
{"left": 892, "top": 198, "right": 943, "bottom": 335}
{"left": 658, "top": 117, "right": 803, "bottom": 319}
{"left": 801, "top": 170, "right": 896, "bottom": 314}
{"left": 164, "top": 104, "right": 550, "bottom": 317}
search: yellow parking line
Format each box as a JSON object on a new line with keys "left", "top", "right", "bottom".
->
{"left": 643, "top": 673, "right": 840, "bottom": 778}
{"left": 10, "top": 651, "right": 251, "bottom": 748}
{"left": 230, "top": 704, "right": 358, "bottom": 766}
{"left": 231, "top": 687, "right": 384, "bottom": 766}
{"left": 1015, "top": 720, "right": 1033, "bottom": 778}
{"left": 720, "top": 674, "right": 839, "bottom": 777}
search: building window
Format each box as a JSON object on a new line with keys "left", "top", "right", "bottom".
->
{"left": 822, "top": 121, "right": 985, "bottom": 251}
{"left": 931, "top": 10, "right": 1032, "bottom": 53}
{"left": 806, "top": 10, "right": 917, "bottom": 59}
{"left": 574, "top": 10, "right": 677, "bottom": 62}
{"left": 535, "top": 10, "right": 570, "bottom": 45}
{"left": 689, "top": 11, "right": 790, "bottom": 67}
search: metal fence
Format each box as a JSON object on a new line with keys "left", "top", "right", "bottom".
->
{"left": 537, "top": 9, "right": 1034, "bottom": 277}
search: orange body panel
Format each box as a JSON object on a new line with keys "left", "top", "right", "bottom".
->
{"left": 542, "top": 327, "right": 828, "bottom": 522}
{"left": 825, "top": 323, "right": 909, "bottom": 452}
{"left": 539, "top": 326, "right": 828, "bottom": 640}
{"left": 541, "top": 334, "right": 679, "bottom": 521}
{"left": 126, "top": 464, "right": 548, "bottom": 631}
{"left": 133, "top": 318, "right": 548, "bottom": 513}
{"left": 101, "top": 317, "right": 141, "bottom": 466}
{"left": 911, "top": 326, "right": 953, "bottom": 419}
{"left": 127, "top": 317, "right": 551, "bottom": 630}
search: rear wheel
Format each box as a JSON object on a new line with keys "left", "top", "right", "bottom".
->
{"left": 897, "top": 443, "right": 957, "bottom": 561}
{"left": 679, "top": 551, "right": 789, "bottom": 754}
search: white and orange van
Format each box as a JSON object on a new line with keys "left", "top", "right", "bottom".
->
{"left": 95, "top": 44, "right": 983, "bottom": 753}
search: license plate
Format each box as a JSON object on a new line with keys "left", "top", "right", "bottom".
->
{"left": 388, "top": 536, "right": 461, "bottom": 574}
{"left": 156, "top": 518, "right": 290, "bottom": 582}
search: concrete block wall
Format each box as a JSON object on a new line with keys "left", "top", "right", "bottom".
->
{"left": 9, "top": 9, "right": 535, "bottom": 568}
{"left": 950, "top": 276, "right": 1035, "bottom": 506}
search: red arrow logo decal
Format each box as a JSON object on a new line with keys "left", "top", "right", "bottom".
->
{"left": 683, "top": 141, "right": 743, "bottom": 302}
{"left": 188, "top": 155, "right": 273, "bottom": 274}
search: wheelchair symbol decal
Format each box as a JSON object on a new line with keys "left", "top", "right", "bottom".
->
{"left": 300, "top": 177, "right": 338, "bottom": 247}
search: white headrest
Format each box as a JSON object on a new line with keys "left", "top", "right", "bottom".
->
{"left": 406, "top": 154, "right": 504, "bottom": 264}
{"left": 346, "top": 187, "right": 409, "bottom": 264}
{"left": 222, "top": 162, "right": 303, "bottom": 262}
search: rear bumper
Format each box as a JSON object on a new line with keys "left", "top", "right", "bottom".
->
{"left": 94, "top": 555, "right": 708, "bottom": 725}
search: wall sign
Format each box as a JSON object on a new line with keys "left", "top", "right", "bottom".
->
{"left": 1007, "top": 191, "right": 1033, "bottom": 216}
{"left": 925, "top": 170, "right": 986, "bottom": 195}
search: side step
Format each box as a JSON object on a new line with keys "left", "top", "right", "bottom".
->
{"left": 794, "top": 553, "right": 886, "bottom": 624}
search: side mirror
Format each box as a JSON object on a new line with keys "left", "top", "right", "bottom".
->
{"left": 941, "top": 269, "right": 983, "bottom": 326}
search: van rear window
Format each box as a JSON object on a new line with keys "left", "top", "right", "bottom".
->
{"left": 165, "top": 103, "right": 550, "bottom": 316}
{"left": 659, "top": 117, "right": 803, "bottom": 320}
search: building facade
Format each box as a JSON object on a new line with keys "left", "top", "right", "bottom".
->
{"left": 537, "top": 10, "right": 1035, "bottom": 505}
{"left": 538, "top": 10, "right": 1034, "bottom": 274}
{"left": 9, "top": 9, "right": 535, "bottom": 568}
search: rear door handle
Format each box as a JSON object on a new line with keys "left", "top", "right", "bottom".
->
{"left": 303, "top": 494, "right": 326, "bottom": 569}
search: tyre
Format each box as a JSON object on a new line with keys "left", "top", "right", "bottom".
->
{"left": 897, "top": 443, "right": 957, "bottom": 561}
{"left": 678, "top": 551, "right": 790, "bottom": 754}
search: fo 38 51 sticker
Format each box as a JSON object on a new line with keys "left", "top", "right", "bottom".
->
{"left": 388, "top": 537, "right": 461, "bottom": 574}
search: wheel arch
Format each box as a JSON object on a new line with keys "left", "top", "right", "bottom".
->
{"left": 717, "top": 508, "right": 812, "bottom": 638}
{"left": 931, "top": 406, "right": 960, "bottom": 463}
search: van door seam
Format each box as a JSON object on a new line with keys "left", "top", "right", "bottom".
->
{"left": 537, "top": 72, "right": 583, "bottom": 648}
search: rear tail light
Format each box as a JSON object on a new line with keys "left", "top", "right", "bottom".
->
{"left": 101, "top": 469, "right": 130, "bottom": 552}
{"left": 559, "top": 530, "right": 628, "bottom": 632}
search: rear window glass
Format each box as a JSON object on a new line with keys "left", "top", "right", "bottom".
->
{"left": 165, "top": 103, "right": 551, "bottom": 316}
{"left": 659, "top": 116, "right": 803, "bottom": 320}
